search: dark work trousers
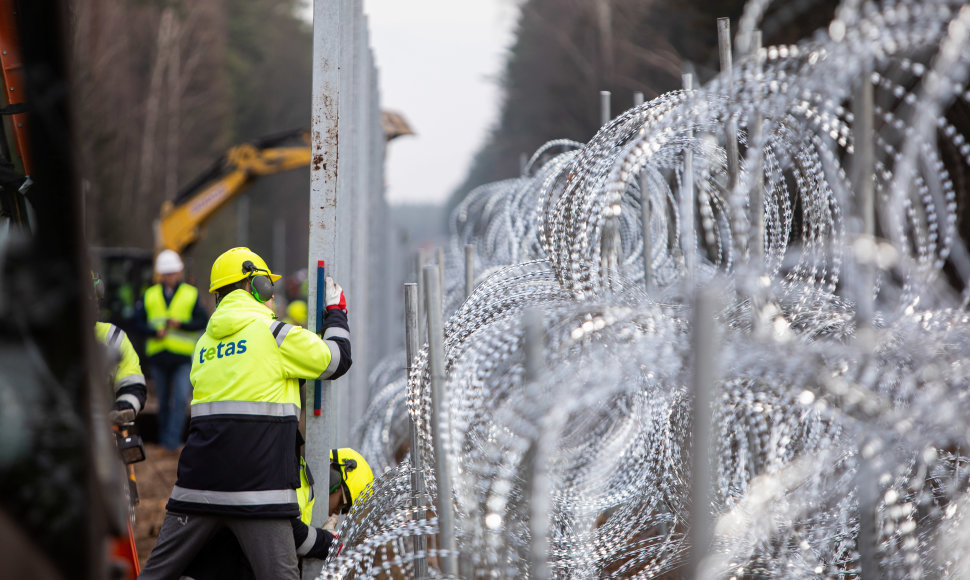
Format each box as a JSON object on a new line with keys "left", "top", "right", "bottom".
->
{"left": 138, "top": 512, "right": 299, "bottom": 580}
{"left": 148, "top": 353, "right": 193, "bottom": 451}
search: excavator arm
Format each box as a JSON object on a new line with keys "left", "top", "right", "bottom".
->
{"left": 156, "top": 129, "right": 311, "bottom": 253}
{"left": 155, "top": 111, "right": 414, "bottom": 254}
{"left": 156, "top": 112, "right": 413, "bottom": 254}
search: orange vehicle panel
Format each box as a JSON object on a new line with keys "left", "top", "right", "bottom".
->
{"left": 0, "top": 0, "right": 30, "bottom": 175}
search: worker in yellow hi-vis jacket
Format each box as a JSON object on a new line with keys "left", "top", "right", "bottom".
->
{"left": 139, "top": 247, "right": 352, "bottom": 580}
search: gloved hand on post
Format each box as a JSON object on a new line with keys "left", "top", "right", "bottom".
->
{"left": 325, "top": 276, "right": 347, "bottom": 313}
{"left": 322, "top": 514, "right": 341, "bottom": 556}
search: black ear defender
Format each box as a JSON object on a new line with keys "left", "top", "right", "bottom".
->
{"left": 242, "top": 260, "right": 275, "bottom": 303}
{"left": 330, "top": 448, "right": 357, "bottom": 513}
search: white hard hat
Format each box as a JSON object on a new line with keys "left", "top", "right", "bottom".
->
{"left": 155, "top": 249, "right": 184, "bottom": 274}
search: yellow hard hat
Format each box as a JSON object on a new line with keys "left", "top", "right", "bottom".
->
{"left": 330, "top": 448, "right": 374, "bottom": 514}
{"left": 209, "top": 247, "right": 281, "bottom": 294}
{"left": 286, "top": 299, "right": 308, "bottom": 325}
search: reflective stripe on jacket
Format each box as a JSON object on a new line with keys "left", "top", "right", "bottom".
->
{"left": 144, "top": 283, "right": 200, "bottom": 356}
{"left": 168, "top": 289, "right": 336, "bottom": 518}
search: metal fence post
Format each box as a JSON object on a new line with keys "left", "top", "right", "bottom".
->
{"left": 305, "top": 0, "right": 343, "bottom": 576}
{"left": 600, "top": 90, "right": 611, "bottom": 126}
{"left": 424, "top": 265, "right": 459, "bottom": 576}
{"left": 852, "top": 65, "right": 875, "bottom": 334}
{"left": 436, "top": 246, "right": 446, "bottom": 310}
{"left": 682, "top": 73, "right": 696, "bottom": 283}
{"left": 417, "top": 248, "right": 430, "bottom": 342}
{"left": 718, "top": 18, "right": 740, "bottom": 201}
{"left": 636, "top": 87, "right": 649, "bottom": 291}
{"left": 522, "top": 310, "right": 550, "bottom": 580}
{"left": 750, "top": 31, "right": 765, "bottom": 262}
{"left": 641, "top": 172, "right": 651, "bottom": 291}
{"left": 405, "top": 282, "right": 429, "bottom": 578}
{"left": 351, "top": 1, "right": 371, "bottom": 427}
{"left": 464, "top": 244, "right": 475, "bottom": 299}
{"left": 690, "top": 284, "right": 719, "bottom": 579}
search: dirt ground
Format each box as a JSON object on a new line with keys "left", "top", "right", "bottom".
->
{"left": 131, "top": 443, "right": 180, "bottom": 568}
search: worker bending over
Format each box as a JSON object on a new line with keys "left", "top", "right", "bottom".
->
{"left": 180, "top": 448, "right": 375, "bottom": 579}
{"left": 138, "top": 247, "right": 351, "bottom": 580}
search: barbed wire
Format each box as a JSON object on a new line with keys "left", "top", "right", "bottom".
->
{"left": 329, "top": 1, "right": 970, "bottom": 577}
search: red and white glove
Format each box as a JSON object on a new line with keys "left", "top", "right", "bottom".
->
{"left": 325, "top": 277, "right": 347, "bottom": 313}
{"left": 322, "top": 515, "right": 344, "bottom": 557}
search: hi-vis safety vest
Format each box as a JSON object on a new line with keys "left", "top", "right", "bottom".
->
{"left": 144, "top": 283, "right": 199, "bottom": 356}
{"left": 169, "top": 316, "right": 307, "bottom": 518}
{"left": 298, "top": 457, "right": 315, "bottom": 525}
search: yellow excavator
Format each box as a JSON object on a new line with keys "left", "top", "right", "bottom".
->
{"left": 158, "top": 112, "right": 412, "bottom": 254}
{"left": 156, "top": 129, "right": 312, "bottom": 253}
{"left": 94, "top": 115, "right": 412, "bottom": 344}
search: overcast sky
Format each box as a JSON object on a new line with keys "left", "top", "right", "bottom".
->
{"left": 303, "top": 1, "right": 519, "bottom": 205}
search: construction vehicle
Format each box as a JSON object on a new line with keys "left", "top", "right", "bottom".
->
{"left": 94, "top": 114, "right": 412, "bottom": 340}
{"left": 0, "top": 1, "right": 144, "bottom": 578}
{"left": 0, "top": 0, "right": 32, "bottom": 229}
{"left": 156, "top": 129, "right": 313, "bottom": 254}
{"left": 156, "top": 112, "right": 411, "bottom": 254}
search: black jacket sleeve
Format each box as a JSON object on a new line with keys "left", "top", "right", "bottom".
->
{"left": 291, "top": 517, "right": 336, "bottom": 560}
{"left": 114, "top": 384, "right": 147, "bottom": 413}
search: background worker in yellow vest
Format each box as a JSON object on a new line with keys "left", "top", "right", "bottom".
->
{"left": 133, "top": 249, "right": 208, "bottom": 452}
{"left": 138, "top": 247, "right": 352, "bottom": 580}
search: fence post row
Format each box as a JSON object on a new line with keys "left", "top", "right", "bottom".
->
{"left": 404, "top": 283, "right": 429, "bottom": 578}
{"left": 306, "top": 4, "right": 397, "bottom": 579}
{"left": 423, "top": 264, "right": 459, "bottom": 576}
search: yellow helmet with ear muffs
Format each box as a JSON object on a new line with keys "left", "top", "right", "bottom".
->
{"left": 209, "top": 247, "right": 281, "bottom": 301}
{"left": 329, "top": 447, "right": 374, "bottom": 514}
